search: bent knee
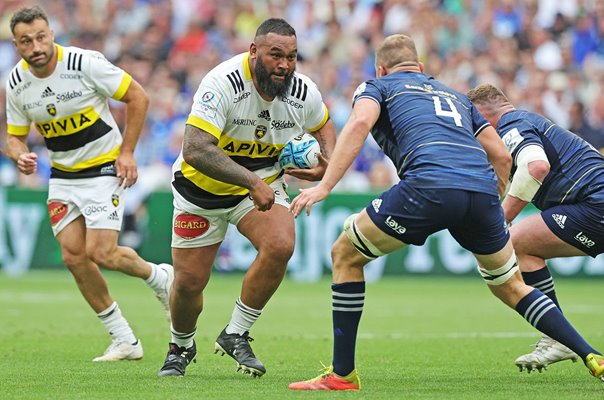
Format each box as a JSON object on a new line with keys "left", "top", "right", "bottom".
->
{"left": 173, "top": 270, "right": 208, "bottom": 294}
{"left": 259, "top": 240, "right": 294, "bottom": 264}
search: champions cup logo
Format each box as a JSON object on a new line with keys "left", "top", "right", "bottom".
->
{"left": 255, "top": 125, "right": 267, "bottom": 139}
{"left": 48, "top": 201, "right": 68, "bottom": 225}
{"left": 46, "top": 103, "right": 57, "bottom": 116}
{"left": 174, "top": 213, "right": 210, "bottom": 239}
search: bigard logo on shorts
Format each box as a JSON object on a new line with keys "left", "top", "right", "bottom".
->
{"left": 174, "top": 213, "right": 210, "bottom": 239}
{"left": 48, "top": 201, "right": 68, "bottom": 225}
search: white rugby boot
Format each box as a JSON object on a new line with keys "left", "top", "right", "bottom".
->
{"left": 93, "top": 339, "right": 143, "bottom": 362}
{"left": 515, "top": 335, "right": 578, "bottom": 373}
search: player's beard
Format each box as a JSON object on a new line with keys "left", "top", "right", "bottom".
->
{"left": 27, "top": 45, "right": 54, "bottom": 68}
{"left": 255, "top": 57, "right": 294, "bottom": 99}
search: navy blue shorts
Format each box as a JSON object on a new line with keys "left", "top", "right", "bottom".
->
{"left": 366, "top": 181, "right": 509, "bottom": 255}
{"left": 541, "top": 202, "right": 604, "bottom": 257}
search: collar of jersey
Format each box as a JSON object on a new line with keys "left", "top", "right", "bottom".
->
{"left": 243, "top": 52, "right": 252, "bottom": 80}
{"left": 21, "top": 43, "right": 64, "bottom": 70}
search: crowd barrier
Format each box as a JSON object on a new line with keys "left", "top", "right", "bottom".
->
{"left": 1, "top": 187, "right": 603, "bottom": 280}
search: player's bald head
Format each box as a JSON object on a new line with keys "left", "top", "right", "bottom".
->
{"left": 467, "top": 83, "right": 512, "bottom": 117}
{"left": 376, "top": 34, "right": 419, "bottom": 69}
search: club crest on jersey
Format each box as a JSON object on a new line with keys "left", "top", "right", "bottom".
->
{"left": 111, "top": 193, "right": 120, "bottom": 207}
{"left": 255, "top": 125, "right": 268, "bottom": 139}
{"left": 46, "top": 103, "right": 57, "bottom": 116}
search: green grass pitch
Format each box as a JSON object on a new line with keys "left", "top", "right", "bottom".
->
{"left": 1, "top": 270, "right": 602, "bottom": 399}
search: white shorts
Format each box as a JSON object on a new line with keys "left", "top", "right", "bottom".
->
{"left": 171, "top": 177, "right": 290, "bottom": 248}
{"left": 47, "top": 176, "right": 126, "bottom": 236}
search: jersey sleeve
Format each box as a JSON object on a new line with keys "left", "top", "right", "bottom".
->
{"left": 352, "top": 80, "right": 382, "bottom": 108}
{"left": 6, "top": 80, "right": 31, "bottom": 136}
{"left": 499, "top": 120, "right": 543, "bottom": 163}
{"left": 186, "top": 74, "right": 229, "bottom": 139}
{"left": 303, "top": 80, "right": 329, "bottom": 132}
{"left": 82, "top": 50, "right": 132, "bottom": 100}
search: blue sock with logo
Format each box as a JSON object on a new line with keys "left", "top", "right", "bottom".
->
{"left": 515, "top": 289, "right": 598, "bottom": 359}
{"left": 332, "top": 281, "right": 365, "bottom": 377}
{"left": 521, "top": 267, "right": 561, "bottom": 311}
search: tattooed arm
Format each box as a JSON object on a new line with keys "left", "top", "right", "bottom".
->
{"left": 182, "top": 124, "right": 275, "bottom": 211}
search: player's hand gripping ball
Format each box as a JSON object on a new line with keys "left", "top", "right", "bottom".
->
{"left": 278, "top": 133, "right": 321, "bottom": 169}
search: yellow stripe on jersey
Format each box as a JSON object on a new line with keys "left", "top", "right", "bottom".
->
{"left": 33, "top": 106, "right": 100, "bottom": 138}
{"left": 243, "top": 52, "right": 252, "bottom": 80}
{"left": 112, "top": 73, "right": 132, "bottom": 100}
{"left": 186, "top": 115, "right": 222, "bottom": 139}
{"left": 51, "top": 145, "right": 121, "bottom": 172}
{"left": 181, "top": 161, "right": 281, "bottom": 195}
{"left": 308, "top": 103, "right": 329, "bottom": 132}
{"left": 218, "top": 135, "right": 283, "bottom": 158}
{"left": 7, "top": 124, "right": 31, "bottom": 136}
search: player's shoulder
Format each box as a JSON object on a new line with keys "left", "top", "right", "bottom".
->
{"left": 6, "top": 61, "right": 26, "bottom": 92}
{"left": 284, "top": 71, "right": 322, "bottom": 105}
{"left": 205, "top": 52, "right": 248, "bottom": 88}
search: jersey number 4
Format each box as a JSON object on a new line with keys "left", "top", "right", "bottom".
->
{"left": 432, "top": 96, "right": 462, "bottom": 127}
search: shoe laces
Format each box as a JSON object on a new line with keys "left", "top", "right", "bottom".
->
{"left": 533, "top": 337, "right": 555, "bottom": 354}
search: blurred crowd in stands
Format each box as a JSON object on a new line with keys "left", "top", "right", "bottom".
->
{"left": 3, "top": 0, "right": 604, "bottom": 194}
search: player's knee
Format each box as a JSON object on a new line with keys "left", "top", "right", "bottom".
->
{"left": 477, "top": 253, "right": 519, "bottom": 286}
{"left": 88, "top": 248, "right": 117, "bottom": 270}
{"left": 174, "top": 269, "right": 207, "bottom": 295}
{"left": 259, "top": 236, "right": 294, "bottom": 265}
{"left": 61, "top": 250, "right": 86, "bottom": 270}
{"left": 342, "top": 213, "right": 385, "bottom": 260}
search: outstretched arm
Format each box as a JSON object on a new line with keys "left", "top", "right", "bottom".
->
{"left": 290, "top": 98, "right": 380, "bottom": 217}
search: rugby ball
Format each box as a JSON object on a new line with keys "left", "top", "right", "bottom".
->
{"left": 278, "top": 133, "right": 321, "bottom": 169}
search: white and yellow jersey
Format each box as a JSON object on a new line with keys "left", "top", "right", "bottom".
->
{"left": 173, "top": 52, "right": 329, "bottom": 209}
{"left": 6, "top": 44, "right": 131, "bottom": 178}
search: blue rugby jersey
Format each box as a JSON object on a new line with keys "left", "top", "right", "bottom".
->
{"left": 496, "top": 110, "right": 604, "bottom": 209}
{"left": 354, "top": 71, "right": 498, "bottom": 195}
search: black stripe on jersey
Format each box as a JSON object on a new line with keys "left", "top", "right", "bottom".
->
{"left": 50, "top": 161, "right": 116, "bottom": 179}
{"left": 67, "top": 53, "right": 83, "bottom": 71}
{"left": 9, "top": 68, "right": 22, "bottom": 89}
{"left": 230, "top": 155, "right": 279, "bottom": 171}
{"left": 173, "top": 173, "right": 246, "bottom": 209}
{"left": 44, "top": 119, "right": 112, "bottom": 152}
{"left": 227, "top": 70, "right": 244, "bottom": 94}
{"left": 290, "top": 77, "right": 307, "bottom": 101}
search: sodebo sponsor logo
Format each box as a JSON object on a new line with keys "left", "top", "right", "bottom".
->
{"left": 56, "top": 90, "right": 83, "bottom": 103}
{"left": 385, "top": 216, "right": 406, "bottom": 235}
{"left": 84, "top": 205, "right": 108, "bottom": 216}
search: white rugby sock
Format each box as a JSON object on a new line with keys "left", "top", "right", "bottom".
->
{"left": 97, "top": 302, "right": 137, "bottom": 344}
{"left": 171, "top": 325, "right": 196, "bottom": 349}
{"left": 225, "top": 297, "right": 262, "bottom": 335}
{"left": 145, "top": 262, "right": 166, "bottom": 290}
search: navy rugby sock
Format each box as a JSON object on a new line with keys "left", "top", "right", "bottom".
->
{"left": 515, "top": 289, "right": 598, "bottom": 359}
{"left": 332, "top": 281, "right": 365, "bottom": 376}
{"left": 522, "top": 267, "right": 562, "bottom": 311}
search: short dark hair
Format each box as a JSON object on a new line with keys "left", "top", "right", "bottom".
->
{"left": 255, "top": 18, "right": 296, "bottom": 39}
{"left": 10, "top": 6, "right": 49, "bottom": 35}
